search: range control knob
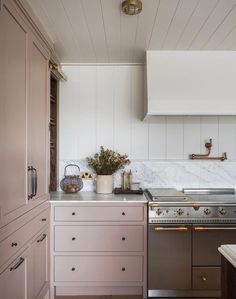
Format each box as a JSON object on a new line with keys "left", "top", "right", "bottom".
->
{"left": 156, "top": 208, "right": 162, "bottom": 215}
{"left": 204, "top": 208, "right": 211, "bottom": 215}
{"left": 176, "top": 208, "right": 184, "bottom": 216}
{"left": 219, "top": 208, "right": 227, "bottom": 215}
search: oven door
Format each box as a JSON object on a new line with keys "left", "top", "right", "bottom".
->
{"left": 193, "top": 225, "right": 236, "bottom": 266}
{"left": 148, "top": 224, "right": 191, "bottom": 297}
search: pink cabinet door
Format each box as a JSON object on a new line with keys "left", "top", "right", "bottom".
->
{"left": 30, "top": 227, "right": 49, "bottom": 299}
{"left": 28, "top": 37, "right": 49, "bottom": 203}
{"left": 0, "top": 1, "right": 28, "bottom": 221}
{"left": 0, "top": 250, "right": 29, "bottom": 299}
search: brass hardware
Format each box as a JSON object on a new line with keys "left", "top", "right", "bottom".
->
{"left": 194, "top": 226, "right": 236, "bottom": 231}
{"left": 201, "top": 276, "right": 207, "bottom": 282}
{"left": 49, "top": 62, "right": 67, "bottom": 81}
{"left": 149, "top": 203, "right": 159, "bottom": 208}
{"left": 193, "top": 204, "right": 200, "bottom": 210}
{"left": 191, "top": 138, "right": 227, "bottom": 161}
{"left": 154, "top": 226, "right": 188, "bottom": 232}
{"left": 122, "top": 0, "right": 142, "bottom": 15}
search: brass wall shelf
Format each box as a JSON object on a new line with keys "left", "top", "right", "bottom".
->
{"left": 191, "top": 139, "right": 227, "bottom": 161}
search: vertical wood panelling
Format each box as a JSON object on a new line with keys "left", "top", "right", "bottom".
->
{"left": 114, "top": 66, "right": 132, "bottom": 155}
{"left": 183, "top": 116, "right": 201, "bottom": 159}
{"left": 200, "top": 116, "right": 219, "bottom": 156}
{"left": 148, "top": 117, "right": 166, "bottom": 159}
{"left": 60, "top": 65, "right": 236, "bottom": 162}
{"left": 77, "top": 66, "right": 97, "bottom": 158}
{"left": 131, "top": 66, "right": 148, "bottom": 159}
{"left": 166, "top": 116, "right": 184, "bottom": 159}
{"left": 219, "top": 116, "right": 236, "bottom": 160}
{"left": 96, "top": 66, "right": 115, "bottom": 150}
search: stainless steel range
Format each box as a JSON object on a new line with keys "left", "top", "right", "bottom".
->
{"left": 147, "top": 188, "right": 236, "bottom": 298}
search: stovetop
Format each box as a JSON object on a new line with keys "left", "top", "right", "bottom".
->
{"left": 147, "top": 188, "right": 236, "bottom": 205}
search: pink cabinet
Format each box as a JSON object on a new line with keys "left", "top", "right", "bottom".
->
{"left": 51, "top": 202, "right": 147, "bottom": 298}
{"left": 0, "top": 0, "right": 28, "bottom": 225}
{"left": 0, "top": 0, "right": 50, "bottom": 227}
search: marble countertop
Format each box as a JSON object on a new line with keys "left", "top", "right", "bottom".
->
{"left": 218, "top": 245, "right": 236, "bottom": 268}
{"left": 50, "top": 191, "right": 148, "bottom": 203}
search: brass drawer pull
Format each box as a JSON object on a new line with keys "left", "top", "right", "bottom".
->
{"left": 42, "top": 218, "right": 47, "bottom": 222}
{"left": 10, "top": 257, "right": 24, "bottom": 271}
{"left": 194, "top": 226, "right": 236, "bottom": 231}
{"left": 11, "top": 242, "right": 18, "bottom": 247}
{"left": 37, "top": 234, "right": 47, "bottom": 243}
{"left": 154, "top": 227, "right": 188, "bottom": 232}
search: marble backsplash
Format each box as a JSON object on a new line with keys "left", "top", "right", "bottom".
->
{"left": 59, "top": 160, "right": 236, "bottom": 191}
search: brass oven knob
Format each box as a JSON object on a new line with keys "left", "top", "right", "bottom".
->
{"left": 204, "top": 208, "right": 211, "bottom": 215}
{"left": 219, "top": 208, "right": 227, "bottom": 215}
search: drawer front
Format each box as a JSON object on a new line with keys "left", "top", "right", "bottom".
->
{"left": 55, "top": 255, "right": 143, "bottom": 282}
{"left": 54, "top": 206, "right": 143, "bottom": 222}
{"left": 192, "top": 267, "right": 221, "bottom": 290}
{"left": 0, "top": 208, "right": 49, "bottom": 267}
{"left": 55, "top": 225, "right": 143, "bottom": 252}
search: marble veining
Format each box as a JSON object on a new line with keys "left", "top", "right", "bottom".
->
{"left": 59, "top": 160, "right": 236, "bottom": 192}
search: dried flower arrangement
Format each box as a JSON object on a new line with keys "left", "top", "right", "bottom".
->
{"left": 86, "top": 146, "right": 130, "bottom": 175}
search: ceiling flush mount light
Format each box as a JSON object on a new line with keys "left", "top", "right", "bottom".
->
{"left": 122, "top": 0, "right": 142, "bottom": 15}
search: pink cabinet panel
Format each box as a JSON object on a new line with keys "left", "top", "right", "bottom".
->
{"left": 55, "top": 225, "right": 143, "bottom": 252}
{"left": 55, "top": 255, "right": 143, "bottom": 282}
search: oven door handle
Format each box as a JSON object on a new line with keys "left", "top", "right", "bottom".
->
{"left": 154, "top": 226, "right": 189, "bottom": 232}
{"left": 194, "top": 226, "right": 236, "bottom": 231}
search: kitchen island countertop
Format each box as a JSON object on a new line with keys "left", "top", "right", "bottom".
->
{"left": 50, "top": 191, "right": 148, "bottom": 203}
{"left": 218, "top": 245, "right": 236, "bottom": 268}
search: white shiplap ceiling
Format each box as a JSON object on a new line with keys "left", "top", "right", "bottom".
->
{"left": 27, "top": 0, "right": 236, "bottom": 63}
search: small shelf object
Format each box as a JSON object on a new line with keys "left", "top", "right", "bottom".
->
{"left": 191, "top": 139, "right": 227, "bottom": 161}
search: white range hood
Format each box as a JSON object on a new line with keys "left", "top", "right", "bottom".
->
{"left": 144, "top": 51, "right": 236, "bottom": 118}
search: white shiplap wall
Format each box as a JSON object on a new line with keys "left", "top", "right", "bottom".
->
{"left": 59, "top": 65, "right": 236, "bottom": 161}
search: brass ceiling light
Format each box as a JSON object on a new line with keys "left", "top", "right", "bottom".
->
{"left": 122, "top": 0, "right": 142, "bottom": 16}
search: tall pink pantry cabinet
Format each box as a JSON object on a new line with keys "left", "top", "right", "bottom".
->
{"left": 0, "top": 0, "right": 53, "bottom": 298}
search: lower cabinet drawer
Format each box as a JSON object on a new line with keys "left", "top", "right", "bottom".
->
{"left": 54, "top": 206, "right": 143, "bottom": 222}
{"left": 55, "top": 255, "right": 143, "bottom": 282}
{"left": 0, "top": 208, "right": 49, "bottom": 268}
{"left": 55, "top": 225, "right": 143, "bottom": 252}
{"left": 192, "top": 267, "right": 221, "bottom": 290}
